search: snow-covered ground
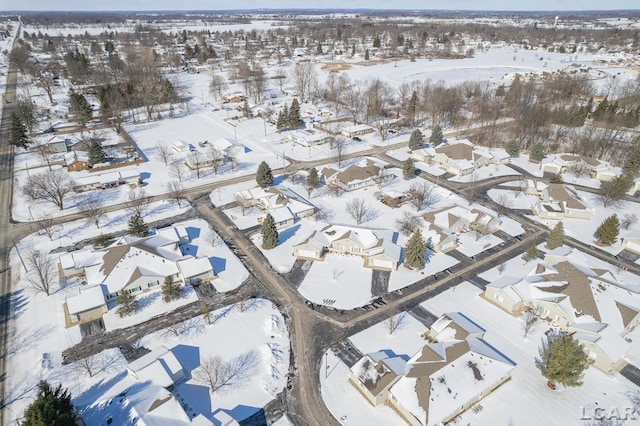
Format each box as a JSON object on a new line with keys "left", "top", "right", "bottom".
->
{"left": 78, "top": 301, "right": 288, "bottom": 426}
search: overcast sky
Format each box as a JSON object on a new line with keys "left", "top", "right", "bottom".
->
{"left": 1, "top": 0, "right": 638, "bottom": 11}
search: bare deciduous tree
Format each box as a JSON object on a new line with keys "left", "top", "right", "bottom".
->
{"left": 125, "top": 188, "right": 150, "bottom": 217}
{"left": 205, "top": 229, "right": 224, "bottom": 247}
{"left": 75, "top": 354, "right": 100, "bottom": 378}
{"left": 345, "top": 198, "right": 371, "bottom": 224}
{"left": 209, "top": 148, "right": 224, "bottom": 175}
{"left": 522, "top": 308, "right": 539, "bottom": 338}
{"left": 407, "top": 181, "right": 439, "bottom": 211}
{"left": 155, "top": 141, "right": 171, "bottom": 166}
{"left": 332, "top": 137, "right": 346, "bottom": 168}
{"left": 167, "top": 181, "right": 187, "bottom": 207}
{"left": 194, "top": 351, "right": 259, "bottom": 394}
{"left": 24, "top": 248, "right": 56, "bottom": 296}
{"left": 35, "top": 213, "right": 57, "bottom": 241}
{"left": 497, "top": 262, "right": 507, "bottom": 275}
{"left": 621, "top": 213, "right": 638, "bottom": 231}
{"left": 386, "top": 312, "right": 407, "bottom": 335}
{"left": 22, "top": 169, "right": 76, "bottom": 210}
{"left": 292, "top": 61, "right": 318, "bottom": 102}
{"left": 188, "top": 150, "right": 205, "bottom": 179}
{"left": 468, "top": 220, "right": 491, "bottom": 241}
{"left": 80, "top": 192, "right": 106, "bottom": 228}
{"left": 209, "top": 73, "right": 228, "bottom": 101}
{"left": 396, "top": 211, "right": 421, "bottom": 236}
{"left": 170, "top": 162, "right": 185, "bottom": 183}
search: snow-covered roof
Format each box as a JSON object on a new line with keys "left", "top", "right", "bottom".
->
{"left": 65, "top": 285, "right": 106, "bottom": 315}
{"left": 127, "top": 346, "right": 184, "bottom": 388}
{"left": 84, "top": 236, "right": 183, "bottom": 293}
{"left": 126, "top": 383, "right": 192, "bottom": 425}
{"left": 389, "top": 337, "right": 515, "bottom": 426}
{"left": 155, "top": 224, "right": 189, "bottom": 243}
{"left": 177, "top": 257, "right": 213, "bottom": 278}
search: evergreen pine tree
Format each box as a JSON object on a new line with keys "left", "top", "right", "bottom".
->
{"left": 242, "top": 98, "right": 251, "bottom": 118}
{"left": 373, "top": 35, "right": 381, "bottom": 48}
{"left": 535, "top": 331, "right": 591, "bottom": 387}
{"left": 530, "top": 142, "right": 546, "bottom": 163}
{"left": 69, "top": 90, "right": 93, "bottom": 127}
{"left": 280, "top": 103, "right": 289, "bottom": 130}
{"left": 522, "top": 243, "right": 538, "bottom": 262}
{"left": 351, "top": 44, "right": 356, "bottom": 56}
{"left": 364, "top": 49, "right": 370, "bottom": 60}
{"left": 21, "top": 381, "right": 75, "bottom": 426}
{"left": 10, "top": 110, "right": 28, "bottom": 148}
{"left": 88, "top": 139, "right": 106, "bottom": 166}
{"left": 288, "top": 98, "right": 302, "bottom": 128}
{"left": 595, "top": 214, "right": 620, "bottom": 246}
{"left": 161, "top": 275, "right": 182, "bottom": 302}
{"left": 117, "top": 291, "right": 138, "bottom": 317}
{"left": 403, "top": 158, "right": 416, "bottom": 180}
{"left": 306, "top": 167, "right": 320, "bottom": 197}
{"left": 429, "top": 124, "right": 443, "bottom": 146}
{"left": 404, "top": 229, "right": 426, "bottom": 270}
{"left": 276, "top": 110, "right": 285, "bottom": 131}
{"left": 316, "top": 42, "right": 323, "bottom": 55}
{"left": 128, "top": 213, "right": 148, "bottom": 237}
{"left": 506, "top": 140, "right": 520, "bottom": 157}
{"left": 408, "top": 91, "right": 419, "bottom": 125}
{"left": 408, "top": 129, "right": 424, "bottom": 150}
{"left": 256, "top": 161, "right": 274, "bottom": 187}
{"left": 623, "top": 146, "right": 640, "bottom": 179}
{"left": 546, "top": 222, "right": 565, "bottom": 250}
{"left": 261, "top": 213, "right": 279, "bottom": 249}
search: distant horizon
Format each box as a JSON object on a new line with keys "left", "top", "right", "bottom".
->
{"left": 5, "top": 8, "right": 640, "bottom": 12}
{"left": 1, "top": 0, "right": 639, "bottom": 13}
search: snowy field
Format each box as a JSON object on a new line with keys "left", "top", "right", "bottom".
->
{"left": 321, "top": 282, "right": 639, "bottom": 426}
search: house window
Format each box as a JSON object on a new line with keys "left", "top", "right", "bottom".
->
{"left": 493, "top": 294, "right": 504, "bottom": 302}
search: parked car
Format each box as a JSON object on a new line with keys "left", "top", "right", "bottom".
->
{"left": 352, "top": 136, "right": 362, "bottom": 141}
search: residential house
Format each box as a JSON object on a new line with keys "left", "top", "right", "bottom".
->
{"left": 235, "top": 185, "right": 317, "bottom": 229}
{"left": 73, "top": 169, "right": 141, "bottom": 192}
{"left": 423, "top": 205, "right": 500, "bottom": 252}
{"left": 292, "top": 224, "right": 401, "bottom": 271}
{"left": 622, "top": 231, "right": 640, "bottom": 255}
{"left": 288, "top": 129, "right": 333, "bottom": 147}
{"left": 44, "top": 135, "right": 70, "bottom": 154}
{"left": 350, "top": 312, "right": 516, "bottom": 426}
{"left": 431, "top": 140, "right": 491, "bottom": 176}
{"left": 540, "top": 154, "right": 617, "bottom": 181}
{"left": 64, "top": 285, "right": 108, "bottom": 326}
{"left": 173, "top": 140, "right": 190, "bottom": 153}
{"left": 91, "top": 345, "right": 214, "bottom": 426}
{"left": 530, "top": 183, "right": 593, "bottom": 220}
{"left": 322, "top": 159, "right": 392, "bottom": 192}
{"left": 127, "top": 346, "right": 185, "bottom": 388}
{"left": 64, "top": 150, "right": 90, "bottom": 171}
{"left": 484, "top": 248, "right": 640, "bottom": 372}
{"left": 341, "top": 124, "right": 374, "bottom": 138}
{"left": 58, "top": 225, "right": 215, "bottom": 308}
